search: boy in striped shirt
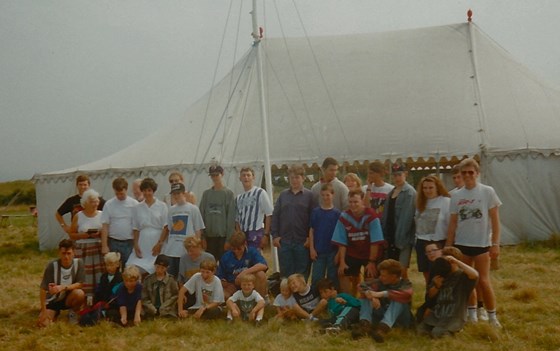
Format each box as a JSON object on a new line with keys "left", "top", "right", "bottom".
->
{"left": 235, "top": 167, "right": 273, "bottom": 250}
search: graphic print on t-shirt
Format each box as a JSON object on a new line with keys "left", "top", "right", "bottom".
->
{"left": 457, "top": 199, "right": 483, "bottom": 222}
{"left": 170, "top": 214, "right": 189, "bottom": 235}
{"left": 417, "top": 208, "right": 440, "bottom": 234}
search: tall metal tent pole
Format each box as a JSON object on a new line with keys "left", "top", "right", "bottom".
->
{"left": 251, "top": 0, "right": 279, "bottom": 273}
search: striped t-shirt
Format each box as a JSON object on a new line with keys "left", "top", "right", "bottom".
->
{"left": 235, "top": 186, "right": 273, "bottom": 231}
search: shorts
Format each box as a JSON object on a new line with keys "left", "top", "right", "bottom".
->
{"left": 46, "top": 296, "right": 69, "bottom": 312}
{"left": 245, "top": 228, "right": 264, "bottom": 249}
{"left": 454, "top": 245, "right": 489, "bottom": 257}
{"left": 343, "top": 255, "right": 369, "bottom": 277}
{"left": 415, "top": 239, "right": 446, "bottom": 272}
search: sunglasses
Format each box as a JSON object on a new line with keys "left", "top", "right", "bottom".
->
{"left": 461, "top": 170, "right": 476, "bottom": 175}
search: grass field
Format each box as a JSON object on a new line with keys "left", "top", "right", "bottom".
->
{"left": 1, "top": 218, "right": 559, "bottom": 351}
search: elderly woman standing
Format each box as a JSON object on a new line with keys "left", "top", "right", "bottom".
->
{"left": 126, "top": 178, "right": 168, "bottom": 276}
{"left": 414, "top": 175, "right": 450, "bottom": 284}
{"left": 69, "top": 189, "right": 104, "bottom": 299}
{"left": 56, "top": 174, "right": 105, "bottom": 234}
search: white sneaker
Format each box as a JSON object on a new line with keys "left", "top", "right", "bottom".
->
{"left": 467, "top": 315, "right": 478, "bottom": 324}
{"left": 477, "top": 307, "right": 489, "bottom": 321}
{"left": 489, "top": 318, "right": 502, "bottom": 329}
{"left": 68, "top": 310, "right": 79, "bottom": 325}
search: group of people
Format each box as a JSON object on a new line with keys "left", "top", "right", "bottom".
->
{"left": 39, "top": 157, "right": 502, "bottom": 342}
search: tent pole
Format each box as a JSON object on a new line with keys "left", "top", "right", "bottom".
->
{"left": 252, "top": 0, "right": 279, "bottom": 273}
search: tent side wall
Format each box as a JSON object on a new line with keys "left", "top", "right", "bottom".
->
{"left": 483, "top": 152, "right": 560, "bottom": 244}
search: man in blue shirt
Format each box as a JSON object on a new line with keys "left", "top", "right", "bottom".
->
{"left": 272, "top": 165, "right": 317, "bottom": 279}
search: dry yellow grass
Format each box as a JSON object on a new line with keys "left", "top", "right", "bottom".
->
{"left": 1, "top": 223, "right": 560, "bottom": 351}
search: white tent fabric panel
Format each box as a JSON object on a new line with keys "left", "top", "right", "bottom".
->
{"left": 483, "top": 153, "right": 560, "bottom": 244}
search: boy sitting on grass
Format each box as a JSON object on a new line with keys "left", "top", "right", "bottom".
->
{"left": 417, "top": 255, "right": 478, "bottom": 338}
{"left": 116, "top": 265, "right": 142, "bottom": 326}
{"left": 354, "top": 259, "right": 413, "bottom": 343}
{"left": 226, "top": 274, "right": 265, "bottom": 326}
{"left": 316, "top": 278, "right": 361, "bottom": 333}
{"left": 178, "top": 258, "right": 224, "bottom": 320}
{"left": 288, "top": 273, "right": 326, "bottom": 321}
{"left": 142, "top": 254, "right": 178, "bottom": 318}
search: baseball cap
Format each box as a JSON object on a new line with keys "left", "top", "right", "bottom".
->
{"left": 170, "top": 183, "right": 185, "bottom": 194}
{"left": 391, "top": 162, "right": 407, "bottom": 173}
{"left": 154, "top": 254, "right": 169, "bottom": 267}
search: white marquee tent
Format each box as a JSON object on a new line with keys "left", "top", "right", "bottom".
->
{"left": 34, "top": 22, "right": 560, "bottom": 250}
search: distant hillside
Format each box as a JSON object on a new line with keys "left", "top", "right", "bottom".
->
{"left": 0, "top": 180, "right": 35, "bottom": 206}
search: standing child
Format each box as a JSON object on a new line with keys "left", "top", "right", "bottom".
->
{"left": 155, "top": 183, "right": 205, "bottom": 279}
{"left": 288, "top": 273, "right": 326, "bottom": 321}
{"left": 226, "top": 274, "right": 265, "bottom": 325}
{"left": 142, "top": 254, "right": 178, "bottom": 318}
{"left": 316, "top": 278, "right": 361, "bottom": 333}
{"left": 273, "top": 278, "right": 298, "bottom": 321}
{"left": 116, "top": 265, "right": 143, "bottom": 326}
{"left": 178, "top": 259, "right": 224, "bottom": 320}
{"left": 235, "top": 167, "right": 273, "bottom": 250}
{"left": 309, "top": 183, "right": 341, "bottom": 290}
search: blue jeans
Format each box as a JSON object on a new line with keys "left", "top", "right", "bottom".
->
{"left": 359, "top": 298, "right": 413, "bottom": 328}
{"left": 108, "top": 238, "right": 133, "bottom": 267}
{"left": 278, "top": 240, "right": 310, "bottom": 279}
{"left": 311, "top": 251, "right": 338, "bottom": 290}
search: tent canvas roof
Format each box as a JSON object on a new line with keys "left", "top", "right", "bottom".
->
{"left": 36, "top": 22, "right": 560, "bottom": 181}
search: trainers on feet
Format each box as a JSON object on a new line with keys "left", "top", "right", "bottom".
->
{"left": 489, "top": 319, "right": 502, "bottom": 329}
{"left": 467, "top": 315, "right": 478, "bottom": 324}
{"left": 477, "top": 307, "right": 489, "bottom": 321}
{"left": 68, "top": 311, "right": 79, "bottom": 325}
{"left": 370, "top": 323, "right": 389, "bottom": 343}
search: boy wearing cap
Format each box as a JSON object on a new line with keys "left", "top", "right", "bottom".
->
{"left": 199, "top": 165, "right": 236, "bottom": 260}
{"left": 142, "top": 254, "right": 178, "bottom": 318}
{"left": 154, "top": 183, "right": 205, "bottom": 279}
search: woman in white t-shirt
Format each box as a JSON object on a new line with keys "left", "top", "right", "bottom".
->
{"left": 414, "top": 175, "right": 450, "bottom": 284}
{"left": 445, "top": 158, "right": 502, "bottom": 328}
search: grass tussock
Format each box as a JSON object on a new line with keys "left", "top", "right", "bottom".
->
{"left": 1, "top": 220, "right": 560, "bottom": 350}
{"left": 512, "top": 288, "right": 538, "bottom": 302}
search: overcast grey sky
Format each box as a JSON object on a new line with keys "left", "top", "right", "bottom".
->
{"left": 1, "top": 0, "right": 559, "bottom": 181}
